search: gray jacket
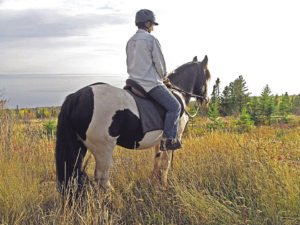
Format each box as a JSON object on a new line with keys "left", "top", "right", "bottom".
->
{"left": 126, "top": 29, "right": 167, "bottom": 92}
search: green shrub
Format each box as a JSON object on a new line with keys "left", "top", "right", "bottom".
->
{"left": 235, "top": 107, "right": 254, "bottom": 132}
{"left": 42, "top": 120, "right": 57, "bottom": 138}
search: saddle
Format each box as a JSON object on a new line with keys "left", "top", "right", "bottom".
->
{"left": 124, "top": 79, "right": 148, "bottom": 98}
{"left": 124, "top": 79, "right": 183, "bottom": 134}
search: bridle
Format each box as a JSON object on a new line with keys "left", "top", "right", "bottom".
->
{"left": 164, "top": 80, "right": 207, "bottom": 118}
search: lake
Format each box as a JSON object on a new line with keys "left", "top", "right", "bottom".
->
{"left": 0, "top": 74, "right": 127, "bottom": 108}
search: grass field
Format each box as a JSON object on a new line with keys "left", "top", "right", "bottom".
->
{"left": 0, "top": 110, "right": 300, "bottom": 225}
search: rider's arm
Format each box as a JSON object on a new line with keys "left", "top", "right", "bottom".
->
{"left": 152, "top": 38, "right": 167, "bottom": 79}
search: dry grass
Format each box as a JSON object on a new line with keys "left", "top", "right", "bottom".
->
{"left": 1, "top": 110, "right": 300, "bottom": 225}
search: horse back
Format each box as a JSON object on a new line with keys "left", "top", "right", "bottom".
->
{"left": 80, "top": 84, "right": 145, "bottom": 149}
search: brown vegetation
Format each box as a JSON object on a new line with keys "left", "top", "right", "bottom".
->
{"left": 0, "top": 108, "right": 300, "bottom": 224}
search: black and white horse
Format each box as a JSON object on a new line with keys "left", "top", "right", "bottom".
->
{"left": 55, "top": 55, "right": 210, "bottom": 193}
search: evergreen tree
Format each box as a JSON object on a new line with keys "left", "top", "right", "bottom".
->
{"left": 235, "top": 106, "right": 254, "bottom": 132}
{"left": 220, "top": 86, "right": 232, "bottom": 116}
{"left": 258, "top": 85, "right": 274, "bottom": 125}
{"left": 228, "top": 81, "right": 238, "bottom": 114}
{"left": 220, "top": 75, "right": 250, "bottom": 116}
{"left": 209, "top": 78, "right": 221, "bottom": 118}
{"left": 207, "top": 101, "right": 224, "bottom": 130}
{"left": 248, "top": 96, "right": 260, "bottom": 124}
{"left": 291, "top": 94, "right": 300, "bottom": 115}
{"left": 208, "top": 79, "right": 224, "bottom": 130}
{"left": 208, "top": 101, "right": 220, "bottom": 120}
{"left": 210, "top": 78, "right": 221, "bottom": 104}
{"left": 208, "top": 78, "right": 221, "bottom": 122}
{"left": 233, "top": 75, "right": 250, "bottom": 113}
{"left": 274, "top": 94, "right": 279, "bottom": 114}
{"left": 278, "top": 92, "right": 291, "bottom": 118}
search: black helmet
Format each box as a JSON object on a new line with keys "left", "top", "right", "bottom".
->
{"left": 135, "top": 9, "right": 159, "bottom": 26}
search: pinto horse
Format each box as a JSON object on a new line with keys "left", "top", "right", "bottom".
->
{"left": 55, "top": 55, "right": 210, "bottom": 193}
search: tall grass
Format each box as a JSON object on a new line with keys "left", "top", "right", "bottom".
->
{"left": 0, "top": 109, "right": 300, "bottom": 224}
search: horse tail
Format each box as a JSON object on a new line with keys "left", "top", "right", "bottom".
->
{"left": 55, "top": 93, "right": 87, "bottom": 195}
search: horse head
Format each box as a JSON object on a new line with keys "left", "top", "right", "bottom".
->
{"left": 167, "top": 55, "right": 211, "bottom": 104}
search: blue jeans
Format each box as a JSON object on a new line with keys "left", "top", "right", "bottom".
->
{"left": 148, "top": 85, "right": 181, "bottom": 139}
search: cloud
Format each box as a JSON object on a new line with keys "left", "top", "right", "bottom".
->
{"left": 0, "top": 7, "right": 130, "bottom": 74}
{"left": 0, "top": 9, "right": 129, "bottom": 38}
{"left": 98, "top": 5, "right": 116, "bottom": 11}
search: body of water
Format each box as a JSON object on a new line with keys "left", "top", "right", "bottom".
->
{"left": 0, "top": 74, "right": 127, "bottom": 108}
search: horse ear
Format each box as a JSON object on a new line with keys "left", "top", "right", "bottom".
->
{"left": 202, "top": 55, "right": 208, "bottom": 65}
{"left": 193, "top": 56, "right": 198, "bottom": 62}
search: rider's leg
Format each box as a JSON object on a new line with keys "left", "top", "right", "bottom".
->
{"left": 148, "top": 85, "right": 181, "bottom": 150}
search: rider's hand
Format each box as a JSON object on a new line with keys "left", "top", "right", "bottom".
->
{"left": 163, "top": 78, "right": 172, "bottom": 88}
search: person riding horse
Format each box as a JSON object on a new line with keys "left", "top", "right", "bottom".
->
{"left": 126, "top": 9, "right": 182, "bottom": 151}
{"left": 55, "top": 9, "right": 210, "bottom": 194}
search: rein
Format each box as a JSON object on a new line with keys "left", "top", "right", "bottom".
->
{"left": 164, "top": 79, "right": 206, "bottom": 100}
{"left": 164, "top": 80, "right": 205, "bottom": 118}
{"left": 170, "top": 85, "right": 206, "bottom": 100}
{"left": 184, "top": 102, "right": 201, "bottom": 118}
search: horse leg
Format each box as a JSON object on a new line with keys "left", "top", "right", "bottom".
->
{"left": 90, "top": 141, "right": 115, "bottom": 191}
{"left": 152, "top": 145, "right": 162, "bottom": 181}
{"left": 160, "top": 150, "right": 173, "bottom": 188}
{"left": 152, "top": 114, "right": 188, "bottom": 188}
{"left": 152, "top": 145, "right": 173, "bottom": 188}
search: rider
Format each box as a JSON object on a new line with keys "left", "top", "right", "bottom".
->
{"left": 126, "top": 9, "right": 181, "bottom": 151}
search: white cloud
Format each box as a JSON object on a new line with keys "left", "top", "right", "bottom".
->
{"left": 0, "top": 5, "right": 130, "bottom": 74}
{"left": 0, "top": 9, "right": 129, "bottom": 38}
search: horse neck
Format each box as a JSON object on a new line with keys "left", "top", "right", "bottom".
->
{"left": 168, "top": 68, "right": 201, "bottom": 101}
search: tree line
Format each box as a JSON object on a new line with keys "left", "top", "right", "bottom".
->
{"left": 1, "top": 78, "right": 300, "bottom": 125}
{"left": 208, "top": 75, "right": 300, "bottom": 126}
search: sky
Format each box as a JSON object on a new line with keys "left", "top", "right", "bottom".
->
{"left": 0, "top": 0, "right": 299, "bottom": 96}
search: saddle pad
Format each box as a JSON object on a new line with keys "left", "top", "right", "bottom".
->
{"left": 127, "top": 91, "right": 165, "bottom": 134}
